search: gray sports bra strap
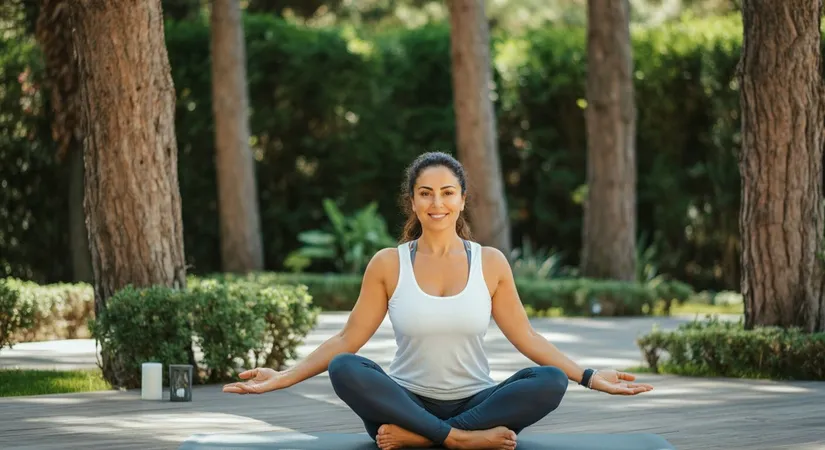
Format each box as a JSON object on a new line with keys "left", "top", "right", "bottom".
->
{"left": 409, "top": 239, "right": 472, "bottom": 271}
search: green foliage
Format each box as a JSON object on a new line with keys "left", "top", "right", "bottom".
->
{"left": 89, "top": 285, "right": 195, "bottom": 389}
{"left": 2, "top": 278, "right": 94, "bottom": 342}
{"left": 0, "top": 36, "right": 71, "bottom": 284}
{"left": 187, "top": 278, "right": 319, "bottom": 382}
{"left": 508, "top": 238, "right": 571, "bottom": 280}
{"left": 89, "top": 279, "right": 319, "bottom": 389}
{"left": 637, "top": 316, "right": 825, "bottom": 380}
{"left": 0, "top": 278, "right": 93, "bottom": 351}
{"left": 2, "top": 14, "right": 760, "bottom": 294}
{"left": 189, "top": 280, "right": 269, "bottom": 383}
{"left": 0, "top": 279, "right": 34, "bottom": 350}
{"left": 287, "top": 199, "right": 396, "bottom": 274}
{"left": 197, "top": 272, "right": 363, "bottom": 311}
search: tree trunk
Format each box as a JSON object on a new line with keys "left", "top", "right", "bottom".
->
{"left": 739, "top": 0, "right": 825, "bottom": 332}
{"left": 210, "top": 0, "right": 264, "bottom": 273}
{"left": 581, "top": 0, "right": 637, "bottom": 281}
{"left": 447, "top": 0, "right": 511, "bottom": 254}
{"left": 68, "top": 0, "right": 187, "bottom": 310}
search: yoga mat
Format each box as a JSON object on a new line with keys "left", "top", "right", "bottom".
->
{"left": 179, "top": 431, "right": 676, "bottom": 449}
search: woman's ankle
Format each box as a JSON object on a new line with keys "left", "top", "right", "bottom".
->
{"left": 443, "top": 428, "right": 469, "bottom": 448}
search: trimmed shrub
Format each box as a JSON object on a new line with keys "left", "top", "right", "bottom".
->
{"left": 636, "top": 316, "right": 825, "bottom": 380}
{"left": 0, "top": 278, "right": 93, "bottom": 349}
{"left": 89, "top": 280, "right": 319, "bottom": 389}
{"left": 89, "top": 285, "right": 195, "bottom": 389}
{"left": 0, "top": 279, "right": 34, "bottom": 350}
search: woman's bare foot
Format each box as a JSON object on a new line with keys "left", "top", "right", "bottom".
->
{"left": 444, "top": 426, "right": 517, "bottom": 450}
{"left": 375, "top": 424, "right": 433, "bottom": 450}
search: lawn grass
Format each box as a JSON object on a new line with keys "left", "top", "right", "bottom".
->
{"left": 669, "top": 302, "right": 743, "bottom": 316}
{"left": 0, "top": 368, "right": 112, "bottom": 397}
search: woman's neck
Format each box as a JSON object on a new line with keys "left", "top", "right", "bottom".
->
{"left": 415, "top": 230, "right": 464, "bottom": 256}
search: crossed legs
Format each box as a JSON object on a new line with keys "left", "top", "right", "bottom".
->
{"left": 328, "top": 353, "right": 568, "bottom": 449}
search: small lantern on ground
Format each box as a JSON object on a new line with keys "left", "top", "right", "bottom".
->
{"left": 169, "top": 364, "right": 193, "bottom": 402}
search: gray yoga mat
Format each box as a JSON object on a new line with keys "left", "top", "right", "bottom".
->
{"left": 179, "top": 431, "right": 676, "bottom": 449}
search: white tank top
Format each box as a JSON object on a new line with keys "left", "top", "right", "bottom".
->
{"left": 386, "top": 240, "right": 496, "bottom": 400}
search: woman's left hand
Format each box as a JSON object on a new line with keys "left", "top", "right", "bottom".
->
{"left": 589, "top": 369, "right": 654, "bottom": 395}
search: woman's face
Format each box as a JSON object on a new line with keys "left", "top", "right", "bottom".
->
{"left": 412, "top": 165, "right": 465, "bottom": 233}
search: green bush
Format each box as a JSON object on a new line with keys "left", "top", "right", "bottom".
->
{"left": 0, "top": 278, "right": 94, "bottom": 347}
{"left": 89, "top": 285, "right": 195, "bottom": 389}
{"left": 90, "top": 280, "right": 320, "bottom": 389}
{"left": 0, "top": 279, "right": 35, "bottom": 350}
{"left": 188, "top": 279, "right": 319, "bottom": 382}
{"left": 636, "top": 316, "right": 825, "bottom": 380}
{"left": 2, "top": 14, "right": 751, "bottom": 294}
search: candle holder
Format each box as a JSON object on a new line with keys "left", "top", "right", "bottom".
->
{"left": 169, "top": 364, "right": 193, "bottom": 402}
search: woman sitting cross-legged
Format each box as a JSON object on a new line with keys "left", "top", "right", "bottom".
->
{"left": 223, "top": 152, "right": 654, "bottom": 450}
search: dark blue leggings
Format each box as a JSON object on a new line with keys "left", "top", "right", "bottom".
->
{"left": 328, "top": 353, "right": 568, "bottom": 446}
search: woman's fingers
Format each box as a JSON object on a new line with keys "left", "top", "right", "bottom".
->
{"left": 222, "top": 382, "right": 248, "bottom": 394}
{"left": 238, "top": 368, "right": 259, "bottom": 379}
{"left": 616, "top": 371, "right": 636, "bottom": 381}
{"left": 223, "top": 381, "right": 262, "bottom": 394}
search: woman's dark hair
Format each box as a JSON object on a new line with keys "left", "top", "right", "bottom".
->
{"left": 399, "top": 151, "right": 472, "bottom": 242}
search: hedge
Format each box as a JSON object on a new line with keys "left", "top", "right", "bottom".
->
{"left": 3, "top": 14, "right": 750, "bottom": 292}
{"left": 1, "top": 272, "right": 694, "bottom": 358}
{"left": 636, "top": 316, "right": 825, "bottom": 380}
{"left": 0, "top": 277, "right": 319, "bottom": 388}
{"left": 89, "top": 280, "right": 319, "bottom": 388}
{"left": 198, "top": 271, "right": 695, "bottom": 316}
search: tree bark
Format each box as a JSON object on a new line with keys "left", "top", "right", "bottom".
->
{"left": 447, "top": 0, "right": 511, "bottom": 254}
{"left": 739, "top": 0, "right": 825, "bottom": 332}
{"left": 210, "top": 0, "right": 264, "bottom": 273}
{"left": 68, "top": 0, "right": 187, "bottom": 306}
{"left": 581, "top": 0, "right": 637, "bottom": 281}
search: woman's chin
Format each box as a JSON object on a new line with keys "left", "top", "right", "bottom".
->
{"left": 422, "top": 218, "right": 456, "bottom": 231}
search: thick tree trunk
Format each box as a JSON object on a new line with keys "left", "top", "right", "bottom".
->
{"left": 581, "top": 0, "right": 637, "bottom": 281}
{"left": 739, "top": 0, "right": 825, "bottom": 332}
{"left": 68, "top": 0, "right": 187, "bottom": 307}
{"left": 447, "top": 0, "right": 511, "bottom": 254}
{"left": 210, "top": 0, "right": 264, "bottom": 273}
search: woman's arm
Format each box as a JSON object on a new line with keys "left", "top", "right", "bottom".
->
{"left": 224, "top": 248, "right": 394, "bottom": 395}
{"left": 279, "top": 249, "right": 392, "bottom": 387}
{"left": 484, "top": 247, "right": 587, "bottom": 383}
{"left": 278, "top": 248, "right": 394, "bottom": 388}
{"left": 485, "top": 247, "right": 654, "bottom": 396}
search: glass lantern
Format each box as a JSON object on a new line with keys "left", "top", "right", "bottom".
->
{"left": 169, "top": 364, "right": 193, "bottom": 402}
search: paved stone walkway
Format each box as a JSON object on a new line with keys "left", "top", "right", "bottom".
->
{"left": 2, "top": 313, "right": 823, "bottom": 450}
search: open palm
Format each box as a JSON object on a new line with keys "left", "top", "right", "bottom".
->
{"left": 590, "top": 369, "right": 654, "bottom": 395}
{"left": 222, "top": 368, "right": 285, "bottom": 395}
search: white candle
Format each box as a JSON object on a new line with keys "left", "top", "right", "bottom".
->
{"left": 141, "top": 362, "right": 163, "bottom": 400}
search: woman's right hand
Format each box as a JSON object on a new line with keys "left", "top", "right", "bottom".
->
{"left": 222, "top": 367, "right": 288, "bottom": 394}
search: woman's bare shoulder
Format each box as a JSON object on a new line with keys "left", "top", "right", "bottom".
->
{"left": 366, "top": 246, "right": 401, "bottom": 297}
{"left": 480, "top": 245, "right": 512, "bottom": 285}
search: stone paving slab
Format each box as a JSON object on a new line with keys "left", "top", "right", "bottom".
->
{"left": 2, "top": 313, "right": 822, "bottom": 450}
